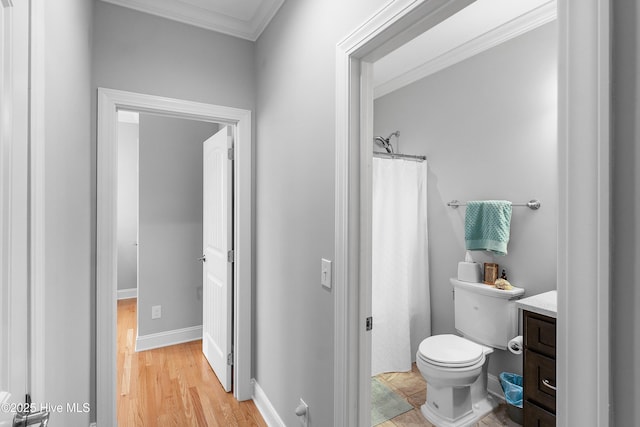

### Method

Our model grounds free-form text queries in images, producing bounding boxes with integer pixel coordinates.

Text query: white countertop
[516,290,557,318]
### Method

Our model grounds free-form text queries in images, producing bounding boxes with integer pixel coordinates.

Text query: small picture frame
[483,263,499,285]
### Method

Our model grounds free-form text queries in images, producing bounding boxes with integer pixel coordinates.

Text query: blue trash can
[500,372,523,425]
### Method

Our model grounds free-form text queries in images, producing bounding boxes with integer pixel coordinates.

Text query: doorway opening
[97,88,253,427]
[368,1,558,424]
[333,0,610,426]
[114,111,233,423]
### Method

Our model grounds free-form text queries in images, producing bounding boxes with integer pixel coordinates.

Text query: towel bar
[447,200,541,210]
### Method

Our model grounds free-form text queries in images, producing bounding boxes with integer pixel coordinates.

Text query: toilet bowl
[417,334,485,387]
[414,278,524,427]
[416,334,496,426]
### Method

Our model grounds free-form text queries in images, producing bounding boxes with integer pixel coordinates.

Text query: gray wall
[612,0,640,425]
[137,114,217,336]
[43,0,93,425]
[92,1,255,110]
[254,0,388,425]
[374,22,558,378]
[117,121,139,292]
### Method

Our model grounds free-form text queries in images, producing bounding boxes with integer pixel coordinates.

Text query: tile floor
[373,364,522,427]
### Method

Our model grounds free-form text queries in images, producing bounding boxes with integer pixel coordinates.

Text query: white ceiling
[374,0,556,98]
[100,0,285,41]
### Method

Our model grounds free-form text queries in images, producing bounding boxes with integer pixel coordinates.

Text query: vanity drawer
[524,311,556,358]
[524,349,556,413]
[524,400,556,427]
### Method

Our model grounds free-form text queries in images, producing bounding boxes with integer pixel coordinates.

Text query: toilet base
[420,395,498,427]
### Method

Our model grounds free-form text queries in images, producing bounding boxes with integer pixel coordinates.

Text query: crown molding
[100,0,284,41]
[374,1,557,99]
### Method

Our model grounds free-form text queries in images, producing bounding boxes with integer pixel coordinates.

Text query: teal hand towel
[464,200,512,256]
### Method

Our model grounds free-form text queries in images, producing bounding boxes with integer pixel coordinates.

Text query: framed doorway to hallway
[333,0,610,426]
[96,88,253,427]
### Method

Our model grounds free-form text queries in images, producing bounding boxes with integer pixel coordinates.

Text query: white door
[202,126,233,392]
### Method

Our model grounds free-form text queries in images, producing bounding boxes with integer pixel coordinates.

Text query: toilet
[416,278,524,427]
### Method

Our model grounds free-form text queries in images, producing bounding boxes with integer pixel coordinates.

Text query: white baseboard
[487,373,506,402]
[135,325,202,352]
[117,287,137,300]
[252,379,286,427]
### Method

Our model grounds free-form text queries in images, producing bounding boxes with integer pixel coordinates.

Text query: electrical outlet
[151,305,162,319]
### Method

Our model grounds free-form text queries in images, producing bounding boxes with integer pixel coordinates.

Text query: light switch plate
[321,258,332,290]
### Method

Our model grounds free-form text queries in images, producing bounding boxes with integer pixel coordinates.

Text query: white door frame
[1,0,45,404]
[97,88,253,426]
[334,0,610,426]
[0,0,23,399]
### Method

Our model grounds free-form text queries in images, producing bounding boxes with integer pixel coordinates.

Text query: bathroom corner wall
[374,21,558,378]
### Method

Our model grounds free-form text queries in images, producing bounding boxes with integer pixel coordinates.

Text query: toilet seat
[418,334,484,368]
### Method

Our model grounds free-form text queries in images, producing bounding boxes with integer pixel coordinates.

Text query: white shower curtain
[371,156,431,376]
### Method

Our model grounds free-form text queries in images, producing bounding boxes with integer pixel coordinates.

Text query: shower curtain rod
[447,199,541,210]
[373,151,426,162]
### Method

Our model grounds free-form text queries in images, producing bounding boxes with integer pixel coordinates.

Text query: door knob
[197,255,206,262]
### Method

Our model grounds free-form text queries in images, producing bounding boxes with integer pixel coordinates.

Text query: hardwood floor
[118,298,518,426]
[117,299,267,427]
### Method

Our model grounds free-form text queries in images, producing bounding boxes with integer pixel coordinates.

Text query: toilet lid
[418,334,484,367]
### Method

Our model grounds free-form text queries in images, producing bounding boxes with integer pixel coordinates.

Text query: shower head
[374,136,392,153]
[374,131,400,154]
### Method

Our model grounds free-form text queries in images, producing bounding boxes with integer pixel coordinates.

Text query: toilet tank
[451,278,525,350]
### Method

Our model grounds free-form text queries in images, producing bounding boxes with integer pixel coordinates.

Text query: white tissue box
[458,262,482,283]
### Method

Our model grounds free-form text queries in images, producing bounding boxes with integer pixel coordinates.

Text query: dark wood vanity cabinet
[523,310,557,426]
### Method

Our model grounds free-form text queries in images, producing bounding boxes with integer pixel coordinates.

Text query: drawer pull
[542,378,557,391]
